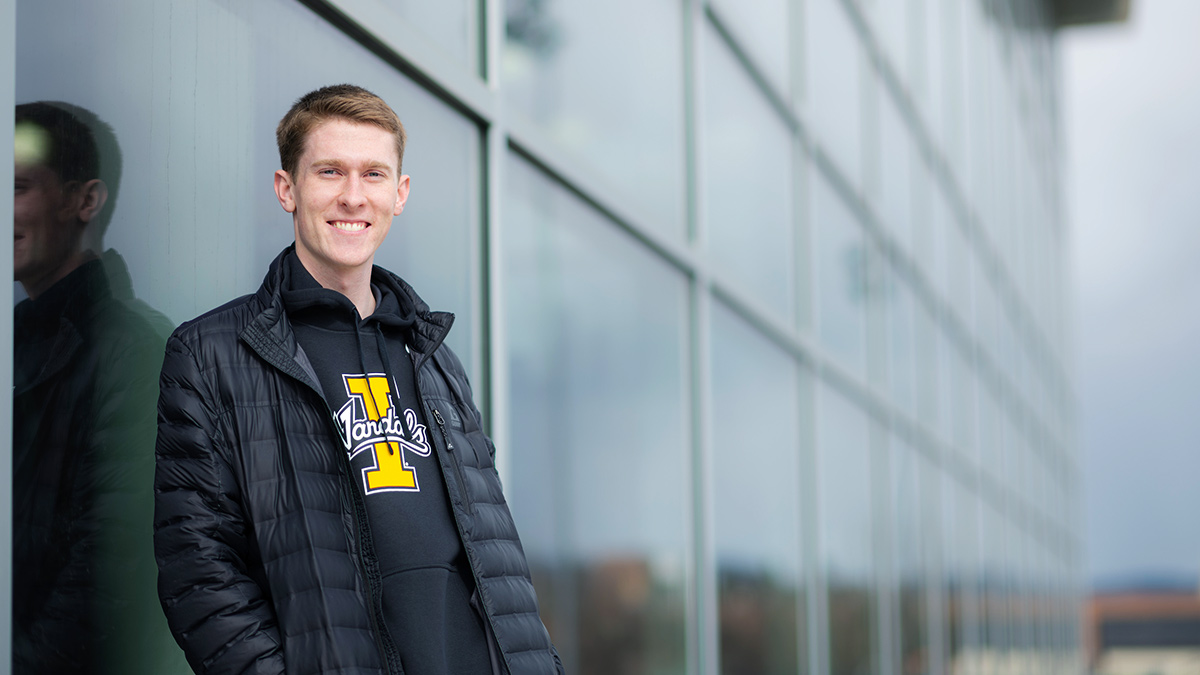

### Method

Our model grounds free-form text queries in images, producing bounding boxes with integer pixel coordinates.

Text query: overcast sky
[1063,0,1200,588]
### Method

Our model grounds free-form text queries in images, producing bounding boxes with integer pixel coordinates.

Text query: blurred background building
[1086,588,1200,675]
[1,0,1130,673]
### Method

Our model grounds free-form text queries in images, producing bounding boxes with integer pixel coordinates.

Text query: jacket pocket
[431,406,474,516]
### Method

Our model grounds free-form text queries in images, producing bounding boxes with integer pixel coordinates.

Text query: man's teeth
[332,221,367,231]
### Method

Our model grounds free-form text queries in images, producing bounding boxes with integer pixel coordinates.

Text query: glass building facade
[2,0,1099,672]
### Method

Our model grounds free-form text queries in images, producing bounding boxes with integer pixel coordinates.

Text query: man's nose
[339,176,367,207]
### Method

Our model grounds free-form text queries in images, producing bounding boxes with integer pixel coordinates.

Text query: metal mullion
[872,418,896,675]
[788,3,820,669]
[924,440,949,675]
[689,276,718,675]
[684,1,717,672]
[1,0,15,665]
[480,0,510,485]
[797,362,821,675]
[475,0,487,80]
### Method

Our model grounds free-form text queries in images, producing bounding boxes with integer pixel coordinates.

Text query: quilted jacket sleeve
[154,335,285,675]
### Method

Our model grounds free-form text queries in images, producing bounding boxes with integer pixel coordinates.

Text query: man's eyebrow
[310,158,393,172]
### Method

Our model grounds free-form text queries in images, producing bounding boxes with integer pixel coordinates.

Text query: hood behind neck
[280,250,416,334]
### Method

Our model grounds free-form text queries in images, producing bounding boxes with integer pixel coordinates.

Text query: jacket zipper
[431,407,474,516]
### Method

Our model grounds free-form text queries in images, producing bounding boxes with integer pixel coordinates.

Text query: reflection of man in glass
[154,85,561,674]
[13,102,181,673]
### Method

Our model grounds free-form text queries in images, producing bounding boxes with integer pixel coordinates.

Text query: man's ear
[393,174,411,217]
[274,169,297,213]
[76,179,108,224]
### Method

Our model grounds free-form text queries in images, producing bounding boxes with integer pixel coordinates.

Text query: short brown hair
[276,84,406,176]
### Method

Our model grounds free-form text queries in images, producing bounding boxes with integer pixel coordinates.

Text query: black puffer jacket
[154,247,561,675]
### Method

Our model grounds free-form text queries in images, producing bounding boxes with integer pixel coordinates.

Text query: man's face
[274,119,410,287]
[14,126,88,297]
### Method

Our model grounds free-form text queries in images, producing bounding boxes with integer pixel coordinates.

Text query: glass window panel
[930,182,952,306]
[940,0,965,175]
[942,473,983,675]
[379,0,477,70]
[910,146,933,272]
[703,23,795,320]
[878,88,913,255]
[981,502,1010,667]
[1005,417,1023,502]
[818,384,875,675]
[945,214,972,325]
[975,380,993,471]
[892,438,931,675]
[14,1,482,669]
[935,326,954,443]
[869,0,911,86]
[911,294,937,433]
[886,268,916,415]
[974,274,997,363]
[711,300,804,675]
[998,311,1017,388]
[503,0,686,237]
[814,170,867,376]
[921,0,947,140]
[1012,528,1037,671]
[806,0,862,188]
[503,153,689,675]
[708,0,790,95]
[954,351,978,463]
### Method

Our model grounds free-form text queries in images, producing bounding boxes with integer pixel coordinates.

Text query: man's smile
[330,220,369,232]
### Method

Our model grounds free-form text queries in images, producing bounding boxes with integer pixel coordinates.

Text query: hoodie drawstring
[375,324,406,456]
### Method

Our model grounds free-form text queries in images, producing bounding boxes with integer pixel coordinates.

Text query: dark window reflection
[12,102,183,673]
[718,569,804,675]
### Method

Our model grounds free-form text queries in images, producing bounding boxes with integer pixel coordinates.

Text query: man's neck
[295,251,377,318]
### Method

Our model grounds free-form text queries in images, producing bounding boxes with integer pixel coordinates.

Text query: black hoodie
[281,252,492,674]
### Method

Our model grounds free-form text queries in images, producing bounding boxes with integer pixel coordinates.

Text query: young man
[153,85,561,674]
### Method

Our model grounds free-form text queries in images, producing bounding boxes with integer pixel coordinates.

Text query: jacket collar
[241,245,455,379]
